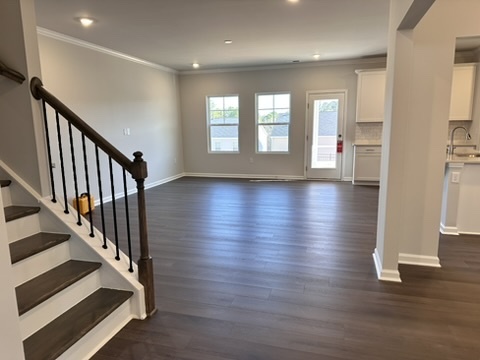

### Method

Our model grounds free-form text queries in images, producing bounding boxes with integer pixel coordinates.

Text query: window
[207,95,239,153]
[256,93,290,153]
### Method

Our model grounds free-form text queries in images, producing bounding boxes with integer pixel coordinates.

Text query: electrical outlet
[123,128,131,136]
[451,172,460,184]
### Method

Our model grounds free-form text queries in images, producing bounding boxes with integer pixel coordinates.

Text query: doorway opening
[305,91,346,179]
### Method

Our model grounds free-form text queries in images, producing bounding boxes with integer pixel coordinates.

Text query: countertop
[446,156,480,164]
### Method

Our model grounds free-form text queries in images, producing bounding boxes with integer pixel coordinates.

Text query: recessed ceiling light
[224,40,233,44]
[287,0,299,3]
[192,63,200,69]
[76,17,96,27]
[313,54,321,60]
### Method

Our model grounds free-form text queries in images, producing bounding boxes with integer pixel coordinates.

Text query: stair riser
[20,271,102,340]
[13,242,70,286]
[57,299,132,360]
[1,186,12,206]
[6,214,41,243]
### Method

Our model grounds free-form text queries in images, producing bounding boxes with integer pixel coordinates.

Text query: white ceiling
[34,0,392,72]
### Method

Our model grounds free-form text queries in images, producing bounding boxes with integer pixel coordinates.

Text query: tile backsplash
[355,121,474,146]
[355,123,383,142]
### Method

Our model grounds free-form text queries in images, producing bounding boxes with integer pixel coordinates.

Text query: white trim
[440,223,459,235]
[206,94,240,154]
[372,248,402,282]
[458,230,480,236]
[37,27,177,74]
[145,173,185,189]
[181,56,387,75]
[255,92,291,155]
[304,90,347,180]
[95,173,185,206]
[355,68,386,74]
[352,180,380,186]
[342,177,353,182]
[398,253,441,268]
[40,196,146,319]
[184,172,304,181]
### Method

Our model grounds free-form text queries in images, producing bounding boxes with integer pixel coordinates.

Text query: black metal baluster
[123,168,134,272]
[81,134,94,237]
[68,123,82,226]
[95,146,108,249]
[55,112,69,214]
[109,157,120,260]
[41,100,56,203]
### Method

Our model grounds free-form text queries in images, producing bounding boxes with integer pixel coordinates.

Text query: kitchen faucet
[448,126,471,156]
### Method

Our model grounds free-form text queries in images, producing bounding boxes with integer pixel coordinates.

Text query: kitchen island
[441,156,480,235]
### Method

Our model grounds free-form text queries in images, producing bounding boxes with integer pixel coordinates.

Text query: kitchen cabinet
[441,161,480,235]
[352,145,381,185]
[355,69,386,123]
[355,64,477,123]
[449,64,476,121]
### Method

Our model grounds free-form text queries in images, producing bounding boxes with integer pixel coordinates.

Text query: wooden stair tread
[0,179,11,187]
[16,260,102,315]
[23,288,133,360]
[10,232,71,264]
[4,205,40,222]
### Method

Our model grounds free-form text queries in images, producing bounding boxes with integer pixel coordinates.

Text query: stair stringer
[1,160,147,320]
[38,197,147,320]
[0,176,25,360]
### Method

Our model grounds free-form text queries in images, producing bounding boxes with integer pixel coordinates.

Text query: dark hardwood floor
[91,177,480,360]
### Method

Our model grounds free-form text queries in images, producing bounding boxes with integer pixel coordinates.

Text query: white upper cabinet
[449,64,477,121]
[355,69,386,123]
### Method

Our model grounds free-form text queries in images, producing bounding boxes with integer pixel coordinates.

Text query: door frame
[304,90,348,180]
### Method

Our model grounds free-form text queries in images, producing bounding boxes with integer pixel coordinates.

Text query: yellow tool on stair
[73,193,95,215]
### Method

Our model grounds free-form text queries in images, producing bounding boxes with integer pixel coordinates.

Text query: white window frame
[206,95,240,154]
[255,92,291,154]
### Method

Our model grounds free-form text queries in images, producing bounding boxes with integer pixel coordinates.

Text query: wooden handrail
[0,60,26,84]
[30,76,156,316]
[30,77,133,172]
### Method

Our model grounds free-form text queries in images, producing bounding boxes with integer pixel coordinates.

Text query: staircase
[2,179,134,360]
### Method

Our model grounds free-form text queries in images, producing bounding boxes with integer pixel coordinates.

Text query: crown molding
[180,56,387,76]
[37,27,177,74]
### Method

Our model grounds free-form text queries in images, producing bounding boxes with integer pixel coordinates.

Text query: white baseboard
[398,253,441,268]
[440,223,459,235]
[184,172,304,180]
[145,173,185,190]
[342,177,353,182]
[372,248,402,282]
[353,180,380,186]
[457,230,480,236]
[95,173,185,206]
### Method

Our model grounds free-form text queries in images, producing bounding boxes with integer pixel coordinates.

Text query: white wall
[0,0,49,197]
[180,60,386,179]
[37,34,184,201]
[376,0,480,279]
[0,1,49,357]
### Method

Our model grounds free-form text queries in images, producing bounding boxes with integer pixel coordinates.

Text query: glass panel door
[306,92,345,179]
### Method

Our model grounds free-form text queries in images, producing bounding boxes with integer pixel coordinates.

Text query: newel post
[131,151,156,316]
